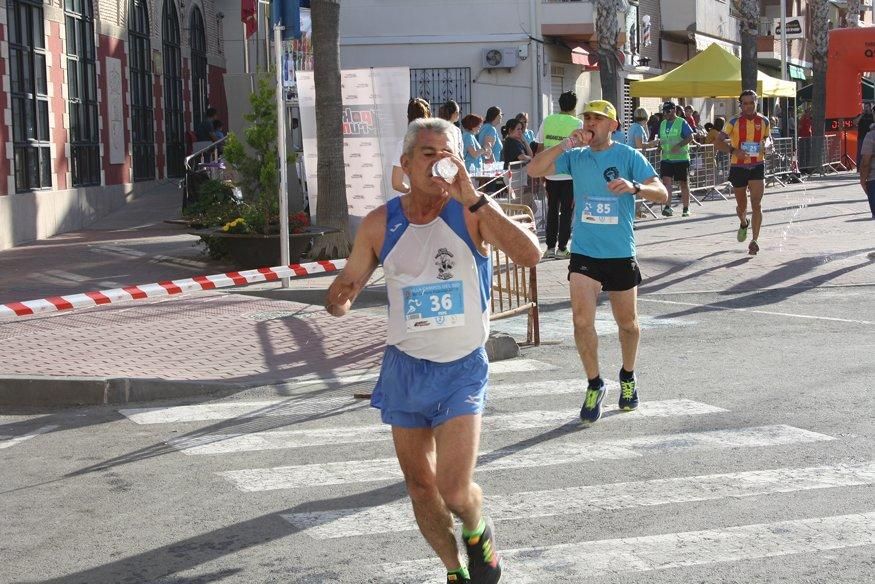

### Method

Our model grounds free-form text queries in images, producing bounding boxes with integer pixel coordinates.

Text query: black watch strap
[468,194,490,213]
[632,181,641,195]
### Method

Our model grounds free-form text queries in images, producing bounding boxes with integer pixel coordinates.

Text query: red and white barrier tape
[0,259,347,319]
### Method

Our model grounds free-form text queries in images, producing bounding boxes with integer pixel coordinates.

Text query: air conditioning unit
[482,47,518,69]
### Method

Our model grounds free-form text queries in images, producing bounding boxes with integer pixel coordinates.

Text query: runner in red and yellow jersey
[715,90,773,255]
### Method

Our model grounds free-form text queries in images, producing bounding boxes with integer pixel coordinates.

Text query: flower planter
[199,226,335,269]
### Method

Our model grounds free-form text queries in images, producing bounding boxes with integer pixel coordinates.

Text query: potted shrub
[185,75,331,267]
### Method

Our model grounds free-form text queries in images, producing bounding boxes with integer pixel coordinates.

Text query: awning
[630,43,796,98]
[571,46,598,70]
[693,33,740,58]
[798,77,874,101]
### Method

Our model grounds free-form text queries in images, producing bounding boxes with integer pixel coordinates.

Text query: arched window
[162,0,184,178]
[190,6,207,132]
[8,0,51,192]
[129,0,155,181]
[65,0,100,186]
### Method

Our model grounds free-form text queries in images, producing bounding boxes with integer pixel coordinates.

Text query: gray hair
[402,117,456,157]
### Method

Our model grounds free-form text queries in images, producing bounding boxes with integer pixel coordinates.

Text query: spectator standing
[392,98,431,198]
[501,119,532,169]
[684,105,697,130]
[858,126,875,218]
[535,91,584,258]
[856,103,874,168]
[658,101,696,217]
[438,100,465,159]
[626,108,655,149]
[478,107,503,163]
[798,109,813,138]
[516,112,537,153]
[193,107,218,153]
[647,112,662,141]
[461,114,489,171]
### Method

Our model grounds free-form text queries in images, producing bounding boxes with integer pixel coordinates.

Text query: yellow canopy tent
[630,43,796,98]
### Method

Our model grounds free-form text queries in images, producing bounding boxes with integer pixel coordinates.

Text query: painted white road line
[639,297,875,325]
[119,397,367,425]
[492,311,694,339]
[121,378,607,425]
[489,359,558,374]
[381,512,875,583]
[218,425,833,492]
[283,461,875,539]
[0,425,59,450]
[173,399,724,455]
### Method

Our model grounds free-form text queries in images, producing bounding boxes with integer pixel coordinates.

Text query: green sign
[788,64,806,81]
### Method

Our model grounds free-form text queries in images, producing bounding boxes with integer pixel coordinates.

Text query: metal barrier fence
[492,203,540,346]
[764,137,796,186]
[797,134,844,174]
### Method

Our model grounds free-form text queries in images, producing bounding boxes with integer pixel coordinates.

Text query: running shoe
[662,206,674,217]
[556,248,571,258]
[580,382,607,425]
[737,220,749,242]
[682,208,690,217]
[618,375,639,411]
[541,248,556,260]
[748,239,759,255]
[465,518,502,584]
[447,573,471,584]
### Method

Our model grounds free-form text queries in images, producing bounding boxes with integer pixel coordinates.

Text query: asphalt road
[3,283,873,583]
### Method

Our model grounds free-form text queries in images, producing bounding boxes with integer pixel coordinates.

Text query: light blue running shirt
[477,124,502,162]
[554,142,657,258]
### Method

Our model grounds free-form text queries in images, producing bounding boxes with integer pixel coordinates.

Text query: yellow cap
[583,100,618,121]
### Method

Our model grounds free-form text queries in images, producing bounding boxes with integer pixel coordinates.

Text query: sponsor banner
[297,67,409,232]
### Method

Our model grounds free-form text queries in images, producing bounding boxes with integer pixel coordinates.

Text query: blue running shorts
[371,345,489,428]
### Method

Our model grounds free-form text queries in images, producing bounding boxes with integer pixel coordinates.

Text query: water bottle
[431,158,458,183]
[468,163,476,174]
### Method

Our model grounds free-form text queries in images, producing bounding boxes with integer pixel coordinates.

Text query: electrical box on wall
[482,48,519,69]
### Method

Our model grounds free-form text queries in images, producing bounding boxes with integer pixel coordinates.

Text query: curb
[0,336,522,408]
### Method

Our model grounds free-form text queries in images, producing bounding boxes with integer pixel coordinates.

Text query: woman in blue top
[626,108,656,150]
[477,106,503,163]
[461,114,489,170]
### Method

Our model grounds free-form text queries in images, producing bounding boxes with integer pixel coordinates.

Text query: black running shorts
[660,160,689,182]
[568,254,642,292]
[728,164,765,188]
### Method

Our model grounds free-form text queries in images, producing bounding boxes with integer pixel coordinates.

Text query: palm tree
[810,0,830,170]
[595,0,626,107]
[309,0,350,259]
[736,0,760,93]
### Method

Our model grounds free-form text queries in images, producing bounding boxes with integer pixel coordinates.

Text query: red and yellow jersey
[723,114,770,167]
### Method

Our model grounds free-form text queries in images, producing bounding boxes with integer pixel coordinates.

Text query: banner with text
[296,67,409,232]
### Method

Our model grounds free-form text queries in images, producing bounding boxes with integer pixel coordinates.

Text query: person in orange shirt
[715,90,773,255]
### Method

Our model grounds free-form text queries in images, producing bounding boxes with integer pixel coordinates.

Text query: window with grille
[65,0,100,187]
[162,0,184,178]
[129,0,155,181]
[190,6,207,132]
[409,68,472,118]
[8,0,51,192]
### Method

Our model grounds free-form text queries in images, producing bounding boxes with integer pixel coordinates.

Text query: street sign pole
[275,23,291,288]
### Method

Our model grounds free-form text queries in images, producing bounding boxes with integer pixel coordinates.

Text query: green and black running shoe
[465,518,502,584]
[580,382,607,425]
[618,376,639,411]
[447,572,471,584]
[737,220,749,242]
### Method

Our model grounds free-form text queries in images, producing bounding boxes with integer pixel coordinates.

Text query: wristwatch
[468,194,490,213]
[632,180,641,195]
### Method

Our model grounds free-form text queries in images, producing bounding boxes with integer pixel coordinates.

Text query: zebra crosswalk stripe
[282,461,875,539]
[380,512,875,582]
[169,399,725,455]
[0,425,58,450]
[217,424,835,492]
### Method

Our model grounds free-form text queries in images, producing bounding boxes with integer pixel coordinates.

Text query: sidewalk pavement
[1,174,872,406]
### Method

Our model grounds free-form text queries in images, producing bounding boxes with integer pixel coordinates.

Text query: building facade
[0,0,226,250]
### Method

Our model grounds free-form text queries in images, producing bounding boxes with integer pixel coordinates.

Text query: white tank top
[380,197,491,362]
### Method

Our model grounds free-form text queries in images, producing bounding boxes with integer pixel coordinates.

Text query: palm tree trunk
[845,0,862,28]
[596,0,625,108]
[309,0,351,259]
[738,0,760,94]
[810,0,830,171]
